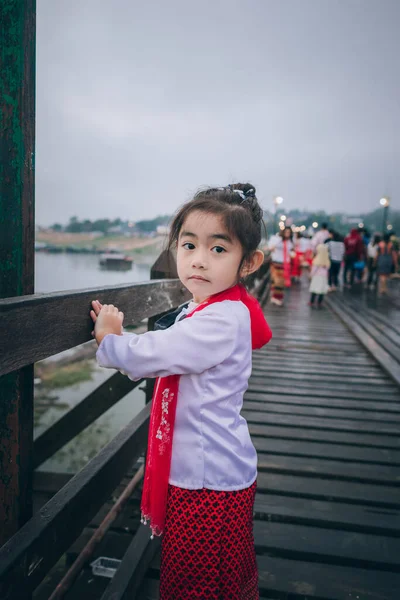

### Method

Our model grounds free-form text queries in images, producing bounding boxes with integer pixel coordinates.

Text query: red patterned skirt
[160,481,258,600]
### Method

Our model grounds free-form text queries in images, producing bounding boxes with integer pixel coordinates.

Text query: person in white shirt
[311,222,330,251]
[90,183,272,600]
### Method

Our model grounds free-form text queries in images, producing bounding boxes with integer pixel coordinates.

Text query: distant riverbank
[36,231,166,260]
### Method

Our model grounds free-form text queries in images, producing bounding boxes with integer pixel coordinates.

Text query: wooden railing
[0,250,270,599]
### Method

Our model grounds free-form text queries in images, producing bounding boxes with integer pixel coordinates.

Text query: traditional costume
[291,237,303,280]
[268,236,293,305]
[96,284,272,599]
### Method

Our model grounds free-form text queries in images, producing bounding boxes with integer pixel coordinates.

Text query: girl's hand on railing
[90,300,124,346]
[90,299,103,337]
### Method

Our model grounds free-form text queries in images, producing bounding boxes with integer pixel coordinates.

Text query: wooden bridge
[1,258,399,600]
[1,4,400,598]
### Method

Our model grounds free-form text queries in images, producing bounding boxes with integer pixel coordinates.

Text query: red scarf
[141,284,272,537]
[283,240,291,288]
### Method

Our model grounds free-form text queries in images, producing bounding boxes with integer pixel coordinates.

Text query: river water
[35,252,151,293]
[35,252,153,473]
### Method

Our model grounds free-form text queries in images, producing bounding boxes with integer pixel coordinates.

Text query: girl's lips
[189,275,209,282]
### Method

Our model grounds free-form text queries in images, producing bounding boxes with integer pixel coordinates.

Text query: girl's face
[177,210,263,304]
[283,228,291,239]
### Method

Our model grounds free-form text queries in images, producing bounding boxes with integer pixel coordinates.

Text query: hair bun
[229,183,257,198]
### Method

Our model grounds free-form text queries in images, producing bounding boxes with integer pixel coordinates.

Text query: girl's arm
[95,302,241,380]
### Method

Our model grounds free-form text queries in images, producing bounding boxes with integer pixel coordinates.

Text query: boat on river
[99,251,133,270]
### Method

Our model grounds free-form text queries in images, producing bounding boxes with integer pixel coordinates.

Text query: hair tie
[231,189,246,201]
[245,188,255,198]
[217,185,256,204]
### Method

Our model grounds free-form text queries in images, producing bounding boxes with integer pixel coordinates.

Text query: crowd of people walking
[268,223,399,307]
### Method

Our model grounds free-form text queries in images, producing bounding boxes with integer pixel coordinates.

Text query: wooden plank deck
[137,284,400,599]
[326,284,400,387]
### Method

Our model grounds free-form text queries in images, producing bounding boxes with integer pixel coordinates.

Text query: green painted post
[0,0,36,552]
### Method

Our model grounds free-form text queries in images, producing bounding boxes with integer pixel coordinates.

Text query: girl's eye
[212,246,226,254]
[182,242,195,250]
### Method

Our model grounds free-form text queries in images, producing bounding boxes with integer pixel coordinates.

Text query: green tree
[66,216,83,233]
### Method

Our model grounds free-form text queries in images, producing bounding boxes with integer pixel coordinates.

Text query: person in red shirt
[343,229,365,287]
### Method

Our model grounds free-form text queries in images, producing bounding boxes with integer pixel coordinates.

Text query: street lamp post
[273,196,283,234]
[380,197,390,233]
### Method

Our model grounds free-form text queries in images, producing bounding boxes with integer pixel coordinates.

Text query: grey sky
[36,0,400,225]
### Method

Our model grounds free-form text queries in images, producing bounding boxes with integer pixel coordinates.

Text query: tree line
[49,207,399,237]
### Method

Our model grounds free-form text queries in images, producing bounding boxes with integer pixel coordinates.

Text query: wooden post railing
[0,0,36,556]
[0,278,187,598]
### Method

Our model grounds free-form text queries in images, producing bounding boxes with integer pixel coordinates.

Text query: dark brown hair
[279,226,293,240]
[168,183,264,270]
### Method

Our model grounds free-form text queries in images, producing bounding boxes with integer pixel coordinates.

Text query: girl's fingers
[91,300,102,315]
[90,310,97,322]
[119,311,124,320]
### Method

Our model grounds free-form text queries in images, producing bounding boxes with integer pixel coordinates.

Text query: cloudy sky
[36,0,400,225]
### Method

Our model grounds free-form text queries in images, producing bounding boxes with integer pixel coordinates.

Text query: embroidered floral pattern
[157,388,174,456]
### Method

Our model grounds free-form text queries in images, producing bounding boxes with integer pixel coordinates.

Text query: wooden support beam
[100,525,160,600]
[33,372,144,469]
[0,404,150,597]
[0,0,36,550]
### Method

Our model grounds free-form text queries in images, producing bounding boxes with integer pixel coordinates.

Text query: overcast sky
[36,0,400,225]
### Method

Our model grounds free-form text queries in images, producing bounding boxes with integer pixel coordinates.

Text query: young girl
[90,183,272,600]
[268,226,294,306]
[309,244,330,307]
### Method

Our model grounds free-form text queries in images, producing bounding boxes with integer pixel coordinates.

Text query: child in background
[309,244,331,308]
[90,183,272,600]
[268,226,293,306]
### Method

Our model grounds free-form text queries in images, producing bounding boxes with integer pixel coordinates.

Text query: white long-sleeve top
[268,236,293,263]
[96,300,257,491]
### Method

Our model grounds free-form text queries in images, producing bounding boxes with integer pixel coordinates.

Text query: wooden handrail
[0,279,187,376]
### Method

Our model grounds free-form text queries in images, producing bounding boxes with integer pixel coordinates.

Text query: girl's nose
[191,250,207,269]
